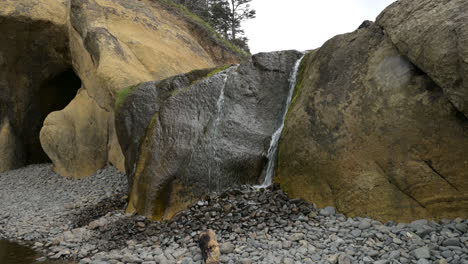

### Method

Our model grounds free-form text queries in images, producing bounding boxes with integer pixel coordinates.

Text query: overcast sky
[243,0,396,53]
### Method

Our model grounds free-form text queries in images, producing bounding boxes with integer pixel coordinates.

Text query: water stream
[257,55,305,188]
[208,66,238,190]
[0,240,74,264]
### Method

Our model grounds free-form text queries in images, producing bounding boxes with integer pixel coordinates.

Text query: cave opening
[24,68,82,164]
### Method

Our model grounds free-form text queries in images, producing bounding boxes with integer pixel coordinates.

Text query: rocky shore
[0,165,467,264]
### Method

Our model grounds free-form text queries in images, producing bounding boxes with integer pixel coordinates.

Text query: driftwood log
[198,229,220,264]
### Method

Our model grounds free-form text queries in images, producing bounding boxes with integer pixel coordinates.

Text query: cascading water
[209,66,238,190]
[257,54,305,188]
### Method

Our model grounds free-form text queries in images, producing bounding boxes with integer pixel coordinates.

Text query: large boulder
[277,18,468,221]
[41,89,110,177]
[0,0,243,176]
[377,0,468,117]
[116,50,302,220]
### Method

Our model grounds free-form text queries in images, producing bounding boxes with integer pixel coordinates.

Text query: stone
[289,233,305,241]
[320,207,336,216]
[414,246,431,259]
[389,250,401,259]
[455,223,467,232]
[442,238,460,246]
[122,255,142,263]
[441,250,454,258]
[88,218,108,230]
[220,242,235,254]
[374,261,388,264]
[282,240,292,249]
[350,230,362,237]
[417,259,430,264]
[277,0,468,222]
[358,221,372,230]
[326,254,339,264]
[338,254,352,264]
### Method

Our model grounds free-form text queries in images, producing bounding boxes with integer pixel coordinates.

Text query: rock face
[40,0,242,178]
[377,0,468,117]
[116,50,302,220]
[0,0,242,176]
[0,119,23,172]
[277,0,468,222]
[0,0,74,170]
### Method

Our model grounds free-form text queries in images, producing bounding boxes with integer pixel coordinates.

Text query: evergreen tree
[173,0,256,52]
[225,0,256,42]
[209,0,231,39]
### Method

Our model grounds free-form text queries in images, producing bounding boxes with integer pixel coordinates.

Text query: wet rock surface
[117,50,303,221]
[1,165,467,264]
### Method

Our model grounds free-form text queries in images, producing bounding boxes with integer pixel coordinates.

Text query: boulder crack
[422,159,459,192]
[375,161,427,209]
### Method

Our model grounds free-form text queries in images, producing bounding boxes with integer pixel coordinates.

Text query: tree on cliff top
[226,0,256,41]
[210,0,256,52]
[173,0,256,52]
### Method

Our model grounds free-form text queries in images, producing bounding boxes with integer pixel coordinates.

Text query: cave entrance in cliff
[24,68,82,164]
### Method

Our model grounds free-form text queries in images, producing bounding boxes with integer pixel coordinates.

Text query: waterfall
[213,71,230,125]
[257,55,305,188]
[209,66,238,190]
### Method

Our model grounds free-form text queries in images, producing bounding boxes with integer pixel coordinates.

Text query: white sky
[243,0,396,53]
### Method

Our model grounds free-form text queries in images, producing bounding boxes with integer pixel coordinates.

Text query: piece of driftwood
[198,229,221,264]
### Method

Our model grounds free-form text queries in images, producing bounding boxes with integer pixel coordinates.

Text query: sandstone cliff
[0,0,244,176]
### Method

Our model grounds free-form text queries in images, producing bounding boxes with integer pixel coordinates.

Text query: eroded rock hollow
[0,0,76,171]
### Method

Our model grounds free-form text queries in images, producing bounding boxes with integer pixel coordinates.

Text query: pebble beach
[0,164,467,264]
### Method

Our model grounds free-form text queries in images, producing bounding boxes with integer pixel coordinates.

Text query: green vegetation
[115,84,139,109]
[290,51,316,108]
[170,65,232,97]
[156,0,250,57]
[206,64,231,78]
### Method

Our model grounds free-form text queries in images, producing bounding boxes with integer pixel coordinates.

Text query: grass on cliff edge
[206,65,231,78]
[290,50,316,108]
[115,84,139,109]
[156,0,250,58]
